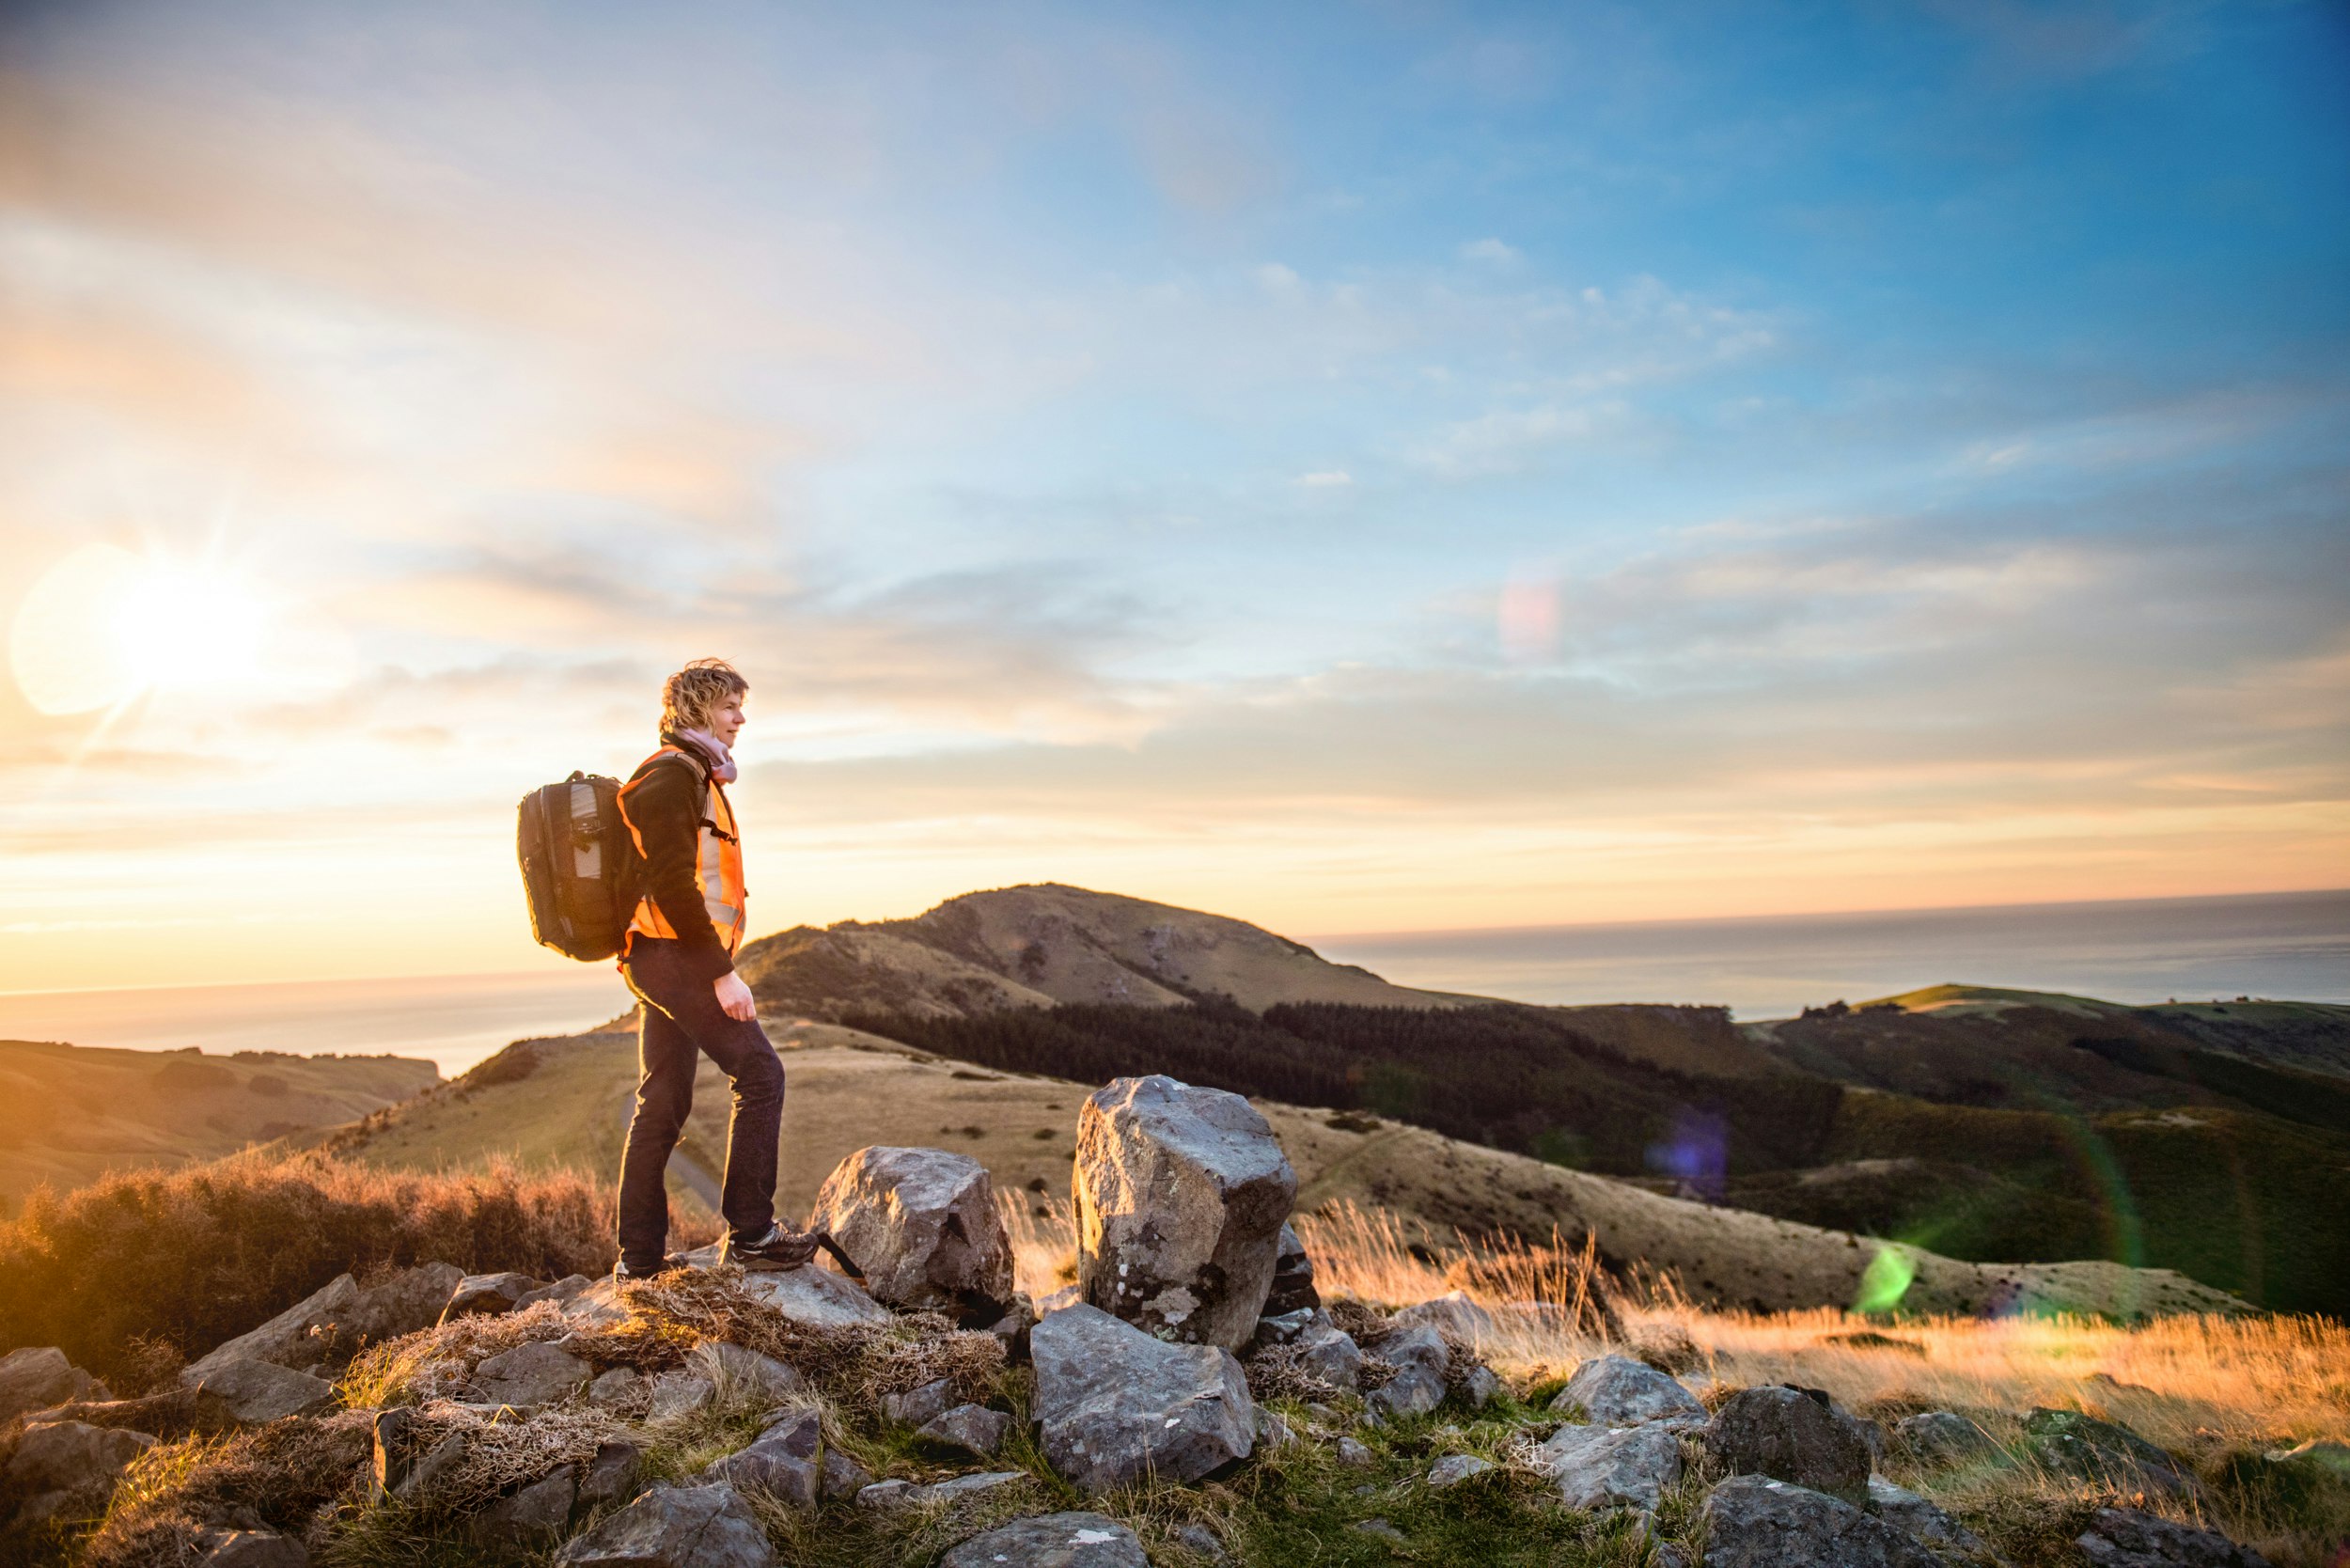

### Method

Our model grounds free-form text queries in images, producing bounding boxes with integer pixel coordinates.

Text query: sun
[9,542,273,717]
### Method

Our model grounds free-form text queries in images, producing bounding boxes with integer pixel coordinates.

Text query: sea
[0,888,2341,1077]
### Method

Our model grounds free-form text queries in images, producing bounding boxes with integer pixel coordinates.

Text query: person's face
[707,690,746,747]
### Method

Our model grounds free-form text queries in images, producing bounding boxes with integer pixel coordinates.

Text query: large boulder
[738,1265,892,1328]
[2076,1507,2273,1568]
[1552,1354,1706,1427]
[1073,1075,1297,1349]
[807,1146,1014,1322]
[1707,1386,1873,1504]
[1538,1421,1683,1512]
[2023,1409,2200,1499]
[7,1420,156,1518]
[1030,1303,1255,1494]
[187,1358,337,1424]
[1700,1474,1948,1568]
[0,1349,100,1422]
[553,1482,776,1568]
[940,1513,1150,1568]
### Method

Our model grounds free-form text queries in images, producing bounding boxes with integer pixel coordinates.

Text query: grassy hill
[323,1020,2242,1320]
[0,1040,437,1207]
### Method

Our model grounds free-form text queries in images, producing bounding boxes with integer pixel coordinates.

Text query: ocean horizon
[1,887,2341,1076]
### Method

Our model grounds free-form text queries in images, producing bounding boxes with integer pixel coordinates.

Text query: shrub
[0,1150,615,1378]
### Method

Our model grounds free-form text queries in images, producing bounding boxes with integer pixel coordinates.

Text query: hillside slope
[325,1021,2241,1319]
[0,1040,438,1203]
[737,883,1469,1019]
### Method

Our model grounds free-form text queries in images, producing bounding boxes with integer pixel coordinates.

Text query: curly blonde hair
[660,658,748,733]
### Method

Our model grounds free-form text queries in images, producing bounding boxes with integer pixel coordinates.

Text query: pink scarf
[676,728,739,783]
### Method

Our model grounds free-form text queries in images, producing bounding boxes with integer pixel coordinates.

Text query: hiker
[611,657,816,1278]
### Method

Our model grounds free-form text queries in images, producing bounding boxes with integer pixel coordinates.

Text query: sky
[1,0,2345,994]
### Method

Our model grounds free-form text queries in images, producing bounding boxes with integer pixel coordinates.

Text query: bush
[0,1150,615,1378]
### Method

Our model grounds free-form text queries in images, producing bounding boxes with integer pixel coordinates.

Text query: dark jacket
[619,733,737,983]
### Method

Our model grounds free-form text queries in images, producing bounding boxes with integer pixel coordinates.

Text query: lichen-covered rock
[469,1341,591,1409]
[940,1512,1150,1568]
[807,1145,1014,1321]
[1031,1303,1255,1494]
[1706,1386,1873,1504]
[2076,1506,2273,1568]
[737,1264,892,1328]
[1892,1411,1993,1466]
[2023,1409,2200,1499]
[1538,1421,1683,1512]
[1074,1075,1297,1349]
[1700,1475,1948,1568]
[187,1358,336,1424]
[1866,1477,1989,1560]
[0,1349,99,1423]
[1551,1355,1705,1427]
[552,1482,776,1568]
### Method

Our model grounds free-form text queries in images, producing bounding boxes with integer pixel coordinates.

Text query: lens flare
[9,542,270,716]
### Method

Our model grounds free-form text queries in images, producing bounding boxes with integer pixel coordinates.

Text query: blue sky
[1,0,2345,988]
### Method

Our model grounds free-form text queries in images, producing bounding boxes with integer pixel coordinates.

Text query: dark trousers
[616,937,783,1269]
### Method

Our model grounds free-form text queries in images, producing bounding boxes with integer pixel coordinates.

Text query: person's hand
[714,971,757,1023]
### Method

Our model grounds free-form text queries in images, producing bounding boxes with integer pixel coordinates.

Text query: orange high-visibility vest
[620,746,746,956]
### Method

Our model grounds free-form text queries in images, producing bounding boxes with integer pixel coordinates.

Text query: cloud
[1458,237,1521,264]
[1296,470,1353,488]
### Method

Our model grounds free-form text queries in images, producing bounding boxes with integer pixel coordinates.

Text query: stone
[1552,1355,1705,1427]
[581,1440,643,1507]
[471,1466,577,1543]
[1292,1319,1363,1392]
[1263,1222,1320,1315]
[0,1348,100,1421]
[2076,1506,2273,1568]
[1367,1323,1450,1419]
[517,1274,594,1309]
[1700,1474,1948,1568]
[1256,1410,1300,1450]
[186,1276,360,1383]
[1893,1412,1994,1466]
[1336,1435,1373,1467]
[1539,1421,1684,1513]
[1370,1364,1447,1419]
[1175,1521,1228,1560]
[1461,1363,1503,1408]
[987,1294,1038,1362]
[737,1263,893,1328]
[7,1419,155,1501]
[917,1403,1012,1458]
[941,1512,1151,1568]
[689,1341,805,1405]
[589,1367,646,1407]
[703,1435,818,1509]
[564,1278,632,1327]
[1030,1303,1256,1494]
[553,1482,776,1568]
[470,1341,591,1409]
[193,1529,308,1568]
[1429,1453,1494,1488]
[913,1470,1026,1505]
[441,1271,541,1323]
[1706,1386,1873,1504]
[372,1410,466,1503]
[2022,1409,2199,1499]
[1353,1518,1408,1543]
[188,1358,336,1424]
[1036,1284,1083,1315]
[755,1408,823,1458]
[856,1479,916,1508]
[884,1377,958,1427]
[331,1262,469,1358]
[807,1145,1015,1321]
[1866,1477,1988,1560]
[1398,1290,1497,1339]
[647,1372,717,1420]
[1073,1074,1298,1349]
[818,1450,870,1501]
[1253,1309,1316,1346]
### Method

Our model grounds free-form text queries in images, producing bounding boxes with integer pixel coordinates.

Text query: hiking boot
[615,1253,690,1281]
[721,1223,820,1272]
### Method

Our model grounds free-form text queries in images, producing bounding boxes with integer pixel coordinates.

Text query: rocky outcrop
[186,1264,463,1384]
[553,1482,776,1568]
[1074,1075,1297,1348]
[1706,1386,1873,1504]
[2022,1409,2199,1499]
[1865,1477,1989,1561]
[188,1358,337,1424]
[1552,1354,1706,1427]
[7,1420,156,1524]
[938,1512,1150,1568]
[1030,1303,1256,1493]
[468,1342,591,1409]
[2076,1507,2274,1568]
[1700,1475,1948,1568]
[441,1272,539,1324]
[0,1349,101,1422]
[1892,1411,1993,1466]
[1539,1421,1684,1512]
[807,1146,1015,1322]
[737,1265,892,1328]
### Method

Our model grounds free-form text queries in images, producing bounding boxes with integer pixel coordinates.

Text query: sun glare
[9,542,272,716]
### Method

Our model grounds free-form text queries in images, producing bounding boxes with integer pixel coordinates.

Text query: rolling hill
[0,1040,438,1206]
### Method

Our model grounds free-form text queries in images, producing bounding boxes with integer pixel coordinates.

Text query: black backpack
[516,771,645,962]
